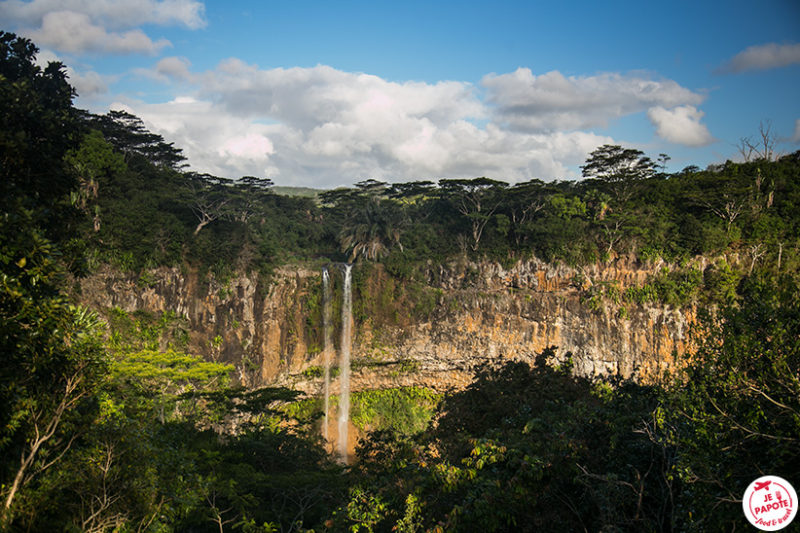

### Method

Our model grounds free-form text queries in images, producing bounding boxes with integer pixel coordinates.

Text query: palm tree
[339,195,404,262]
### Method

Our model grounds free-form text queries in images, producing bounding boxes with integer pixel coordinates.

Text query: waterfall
[321,266,332,442]
[337,263,352,462]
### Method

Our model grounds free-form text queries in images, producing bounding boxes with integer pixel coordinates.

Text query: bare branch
[4,370,88,514]
[736,136,755,162]
[748,243,767,273]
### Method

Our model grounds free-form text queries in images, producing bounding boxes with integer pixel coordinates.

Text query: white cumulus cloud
[0,0,205,29]
[0,0,204,54]
[27,11,170,55]
[132,56,193,84]
[113,62,615,186]
[719,42,800,73]
[66,67,109,98]
[220,134,274,160]
[35,48,109,98]
[111,97,279,179]
[647,106,714,146]
[482,68,705,132]
[155,56,193,80]
[200,61,486,129]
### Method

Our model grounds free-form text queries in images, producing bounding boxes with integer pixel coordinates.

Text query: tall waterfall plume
[321,266,332,442]
[337,263,353,462]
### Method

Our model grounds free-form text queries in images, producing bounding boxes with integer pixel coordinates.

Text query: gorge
[76,254,698,452]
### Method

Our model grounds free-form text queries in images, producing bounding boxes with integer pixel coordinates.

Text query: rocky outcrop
[77,257,694,394]
[78,264,315,387]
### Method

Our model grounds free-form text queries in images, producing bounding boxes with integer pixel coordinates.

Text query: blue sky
[2,0,799,187]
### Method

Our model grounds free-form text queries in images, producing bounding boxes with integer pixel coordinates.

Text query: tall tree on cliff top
[326,180,407,261]
[581,145,655,204]
[439,177,508,252]
[506,179,550,248]
[88,110,186,170]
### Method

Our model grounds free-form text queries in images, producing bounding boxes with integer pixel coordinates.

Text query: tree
[339,195,405,262]
[0,213,107,526]
[581,145,655,204]
[438,178,508,252]
[189,174,233,236]
[64,130,127,232]
[0,35,112,524]
[656,153,671,177]
[322,181,407,262]
[112,349,233,423]
[388,181,436,204]
[663,274,800,531]
[506,180,548,247]
[736,120,778,162]
[684,163,770,239]
[89,110,186,170]
[0,32,80,233]
[343,351,674,532]
[230,176,274,224]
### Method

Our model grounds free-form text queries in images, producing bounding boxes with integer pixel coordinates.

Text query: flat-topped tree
[188,173,233,236]
[507,179,549,247]
[355,178,388,197]
[318,180,387,210]
[239,176,274,190]
[231,176,274,223]
[438,177,508,252]
[388,181,437,226]
[581,144,655,204]
[89,110,186,170]
[388,180,436,202]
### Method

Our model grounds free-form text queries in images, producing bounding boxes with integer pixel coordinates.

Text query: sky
[2,0,799,188]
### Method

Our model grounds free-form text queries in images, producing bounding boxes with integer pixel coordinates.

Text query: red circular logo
[743,476,797,531]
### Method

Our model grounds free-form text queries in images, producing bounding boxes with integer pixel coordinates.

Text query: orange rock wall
[77,258,695,394]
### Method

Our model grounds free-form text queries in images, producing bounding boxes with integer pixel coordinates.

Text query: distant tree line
[65,110,800,285]
[55,109,799,285]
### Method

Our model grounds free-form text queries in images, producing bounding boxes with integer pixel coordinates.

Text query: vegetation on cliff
[2,31,799,531]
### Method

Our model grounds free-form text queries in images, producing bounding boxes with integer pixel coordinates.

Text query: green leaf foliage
[663,273,800,531]
[0,209,108,527]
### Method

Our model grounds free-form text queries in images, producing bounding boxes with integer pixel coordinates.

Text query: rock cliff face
[77,257,693,394]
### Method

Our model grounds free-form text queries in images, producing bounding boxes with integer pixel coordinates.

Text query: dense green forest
[2,31,799,531]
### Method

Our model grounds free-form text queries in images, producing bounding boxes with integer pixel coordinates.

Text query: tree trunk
[194,219,210,236]
[2,375,83,521]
